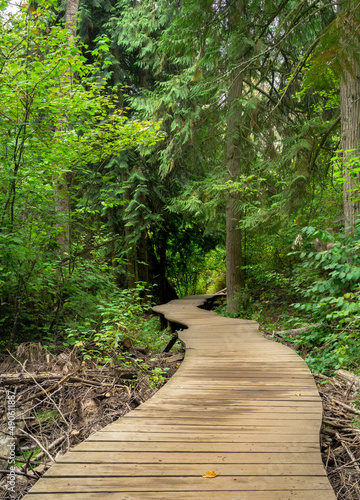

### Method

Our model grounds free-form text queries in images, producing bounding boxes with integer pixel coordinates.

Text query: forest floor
[0,342,184,499]
[0,321,359,499]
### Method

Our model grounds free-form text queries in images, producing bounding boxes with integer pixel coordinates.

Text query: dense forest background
[1,0,360,375]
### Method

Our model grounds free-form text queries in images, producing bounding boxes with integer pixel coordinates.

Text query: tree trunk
[226,74,245,313]
[65,0,80,40]
[225,0,245,314]
[340,1,360,235]
[56,0,80,254]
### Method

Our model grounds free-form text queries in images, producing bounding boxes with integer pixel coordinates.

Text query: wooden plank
[170,374,316,380]
[173,377,316,382]
[27,475,333,493]
[88,432,320,443]
[133,402,323,411]
[137,400,323,408]
[58,451,324,464]
[24,492,340,500]
[131,404,323,414]
[44,463,327,477]
[121,415,322,423]
[141,396,321,402]
[70,441,322,453]
[154,386,319,393]
[103,417,321,426]
[137,395,321,402]
[100,423,321,433]
[163,383,318,389]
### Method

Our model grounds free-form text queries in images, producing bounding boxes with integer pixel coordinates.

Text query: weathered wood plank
[72,440,321,453]
[132,402,323,411]
[111,416,321,424]
[26,475,333,492]
[58,451,324,464]
[25,491,335,500]
[71,441,322,453]
[44,463,327,476]
[99,423,321,432]
[86,432,320,442]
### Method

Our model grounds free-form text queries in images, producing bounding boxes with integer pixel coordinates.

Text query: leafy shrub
[291,224,360,372]
[63,282,171,363]
[293,225,360,324]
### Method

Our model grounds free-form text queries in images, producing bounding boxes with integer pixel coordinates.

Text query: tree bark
[65,0,80,40]
[336,368,360,388]
[56,0,80,254]
[340,0,360,235]
[226,0,245,314]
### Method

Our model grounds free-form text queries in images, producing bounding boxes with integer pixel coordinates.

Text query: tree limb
[275,322,323,336]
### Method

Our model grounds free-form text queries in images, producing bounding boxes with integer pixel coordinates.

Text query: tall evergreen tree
[71,0,343,310]
[339,0,360,234]
[115,0,339,310]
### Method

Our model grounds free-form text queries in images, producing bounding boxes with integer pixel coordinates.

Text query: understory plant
[291,224,360,372]
[62,282,172,363]
[0,3,163,350]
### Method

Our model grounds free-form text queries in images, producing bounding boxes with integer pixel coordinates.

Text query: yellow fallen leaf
[202,471,218,478]
[294,392,301,396]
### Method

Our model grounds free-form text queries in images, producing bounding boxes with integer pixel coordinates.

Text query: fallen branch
[21,435,66,466]
[163,333,179,353]
[323,419,351,430]
[0,469,37,479]
[335,431,360,473]
[19,367,81,405]
[326,394,360,416]
[1,373,78,386]
[336,369,360,389]
[165,353,184,364]
[17,429,54,463]
[328,459,360,474]
[275,322,323,337]
[1,375,136,391]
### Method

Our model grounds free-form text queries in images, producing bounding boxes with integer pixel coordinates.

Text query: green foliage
[0,3,164,347]
[294,325,360,373]
[148,366,170,388]
[166,230,223,296]
[216,267,298,323]
[293,226,360,323]
[14,448,42,469]
[63,282,172,363]
[0,0,356,381]
[290,224,360,372]
[304,1,359,89]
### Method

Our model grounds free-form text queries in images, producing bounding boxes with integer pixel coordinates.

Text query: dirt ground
[0,342,183,499]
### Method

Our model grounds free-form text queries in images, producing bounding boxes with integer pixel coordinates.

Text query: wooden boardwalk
[25,295,335,499]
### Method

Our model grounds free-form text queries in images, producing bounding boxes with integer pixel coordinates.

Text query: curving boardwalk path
[26,295,335,499]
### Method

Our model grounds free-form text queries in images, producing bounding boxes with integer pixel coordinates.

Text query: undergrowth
[215,224,360,375]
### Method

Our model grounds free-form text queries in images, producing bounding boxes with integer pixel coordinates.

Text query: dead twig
[17,429,54,463]
[19,366,82,405]
[0,469,38,479]
[22,435,66,466]
[335,431,360,474]
[326,394,360,416]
